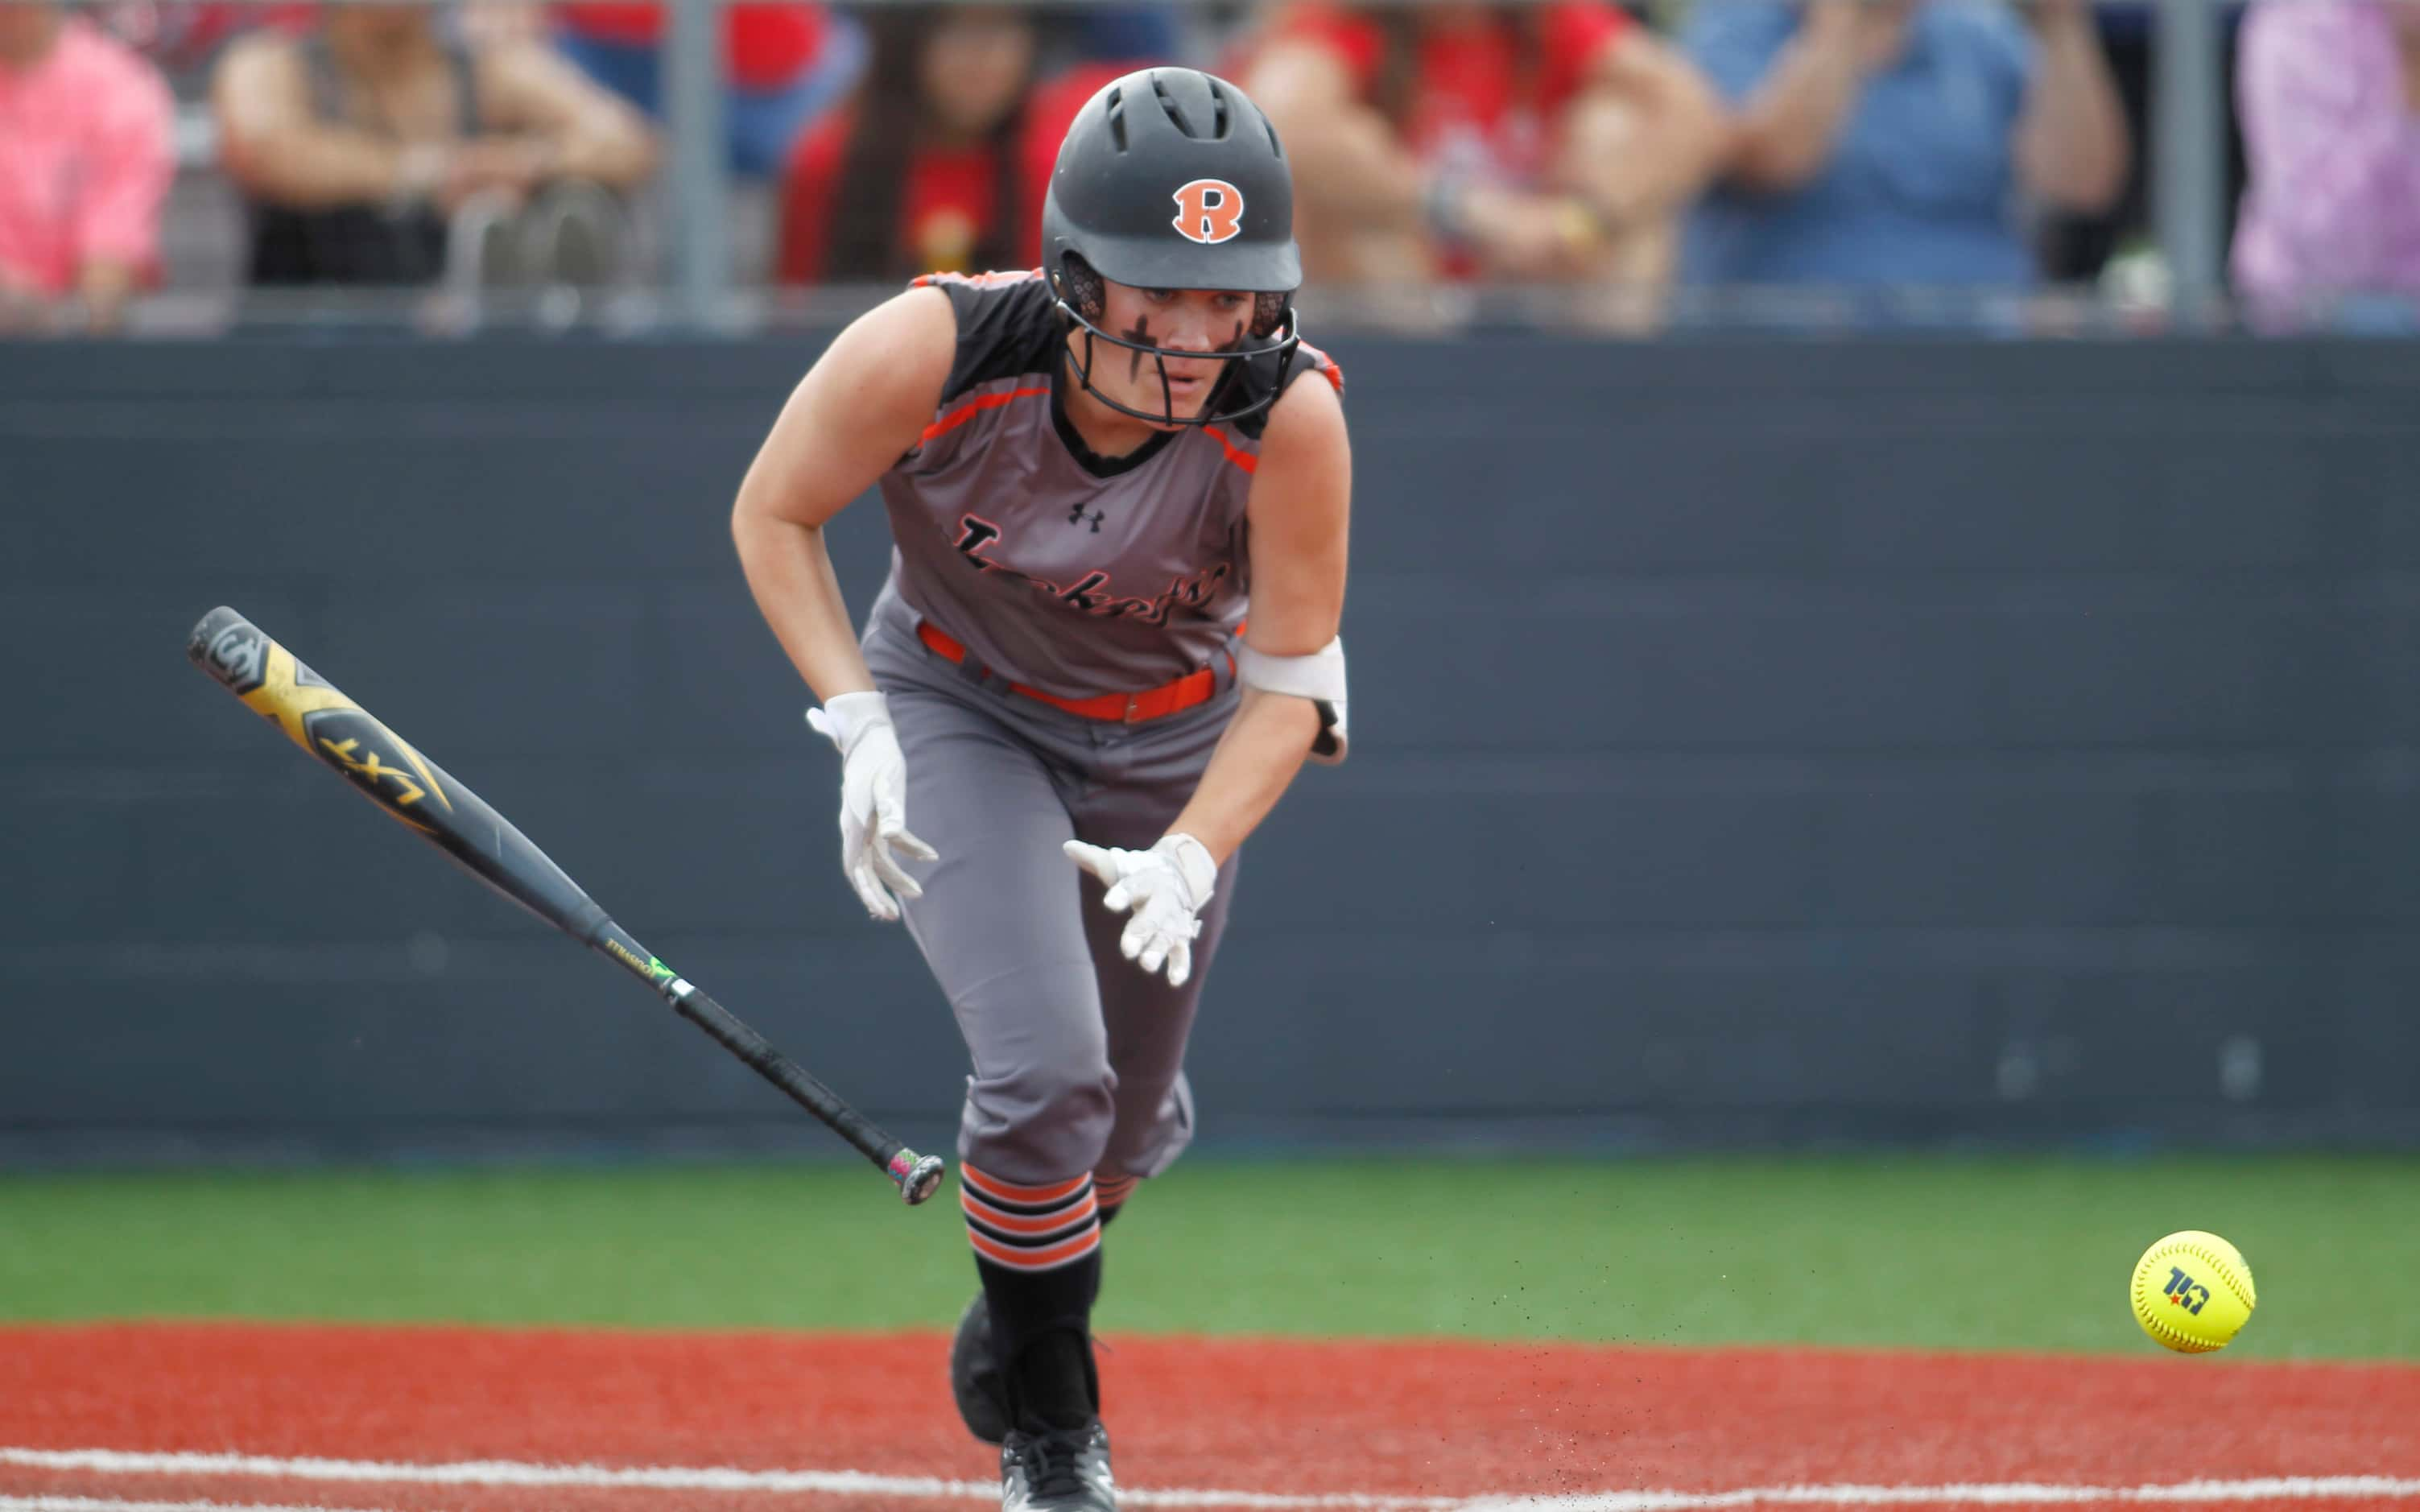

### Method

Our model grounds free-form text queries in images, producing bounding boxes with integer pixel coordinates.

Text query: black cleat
[1000,1420,1115,1512]
[951,1292,1010,1444]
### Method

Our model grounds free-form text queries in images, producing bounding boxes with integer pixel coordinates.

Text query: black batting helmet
[1039,67,1304,428]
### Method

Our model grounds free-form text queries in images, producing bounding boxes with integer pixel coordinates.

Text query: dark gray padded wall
[7,336,2417,1162]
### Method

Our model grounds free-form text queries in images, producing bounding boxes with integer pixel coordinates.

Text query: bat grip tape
[671,983,898,1166]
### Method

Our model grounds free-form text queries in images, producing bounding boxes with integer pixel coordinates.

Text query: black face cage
[1051,254,1303,429]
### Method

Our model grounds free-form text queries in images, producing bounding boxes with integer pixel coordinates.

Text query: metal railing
[2150,0,2228,324]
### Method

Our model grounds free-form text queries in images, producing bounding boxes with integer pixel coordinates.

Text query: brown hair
[824,6,1030,283]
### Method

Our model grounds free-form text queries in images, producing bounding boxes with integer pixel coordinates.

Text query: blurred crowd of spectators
[2,0,2418,334]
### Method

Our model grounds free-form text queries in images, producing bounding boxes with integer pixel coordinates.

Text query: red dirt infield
[2,1323,2417,1510]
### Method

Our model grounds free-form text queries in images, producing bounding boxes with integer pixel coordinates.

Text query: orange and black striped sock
[1092,1170,1138,1224]
[960,1163,1101,1273]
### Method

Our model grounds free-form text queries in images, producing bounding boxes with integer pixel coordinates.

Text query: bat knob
[890,1151,948,1206]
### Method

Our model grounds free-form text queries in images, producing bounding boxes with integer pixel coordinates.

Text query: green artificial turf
[1,1156,2411,1359]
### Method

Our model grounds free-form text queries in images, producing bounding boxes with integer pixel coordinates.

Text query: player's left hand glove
[1063,833,1217,988]
[808,691,939,923]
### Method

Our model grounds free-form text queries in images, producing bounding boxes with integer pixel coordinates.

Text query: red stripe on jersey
[923,386,1049,444]
[1204,426,1257,475]
[1299,340,1345,394]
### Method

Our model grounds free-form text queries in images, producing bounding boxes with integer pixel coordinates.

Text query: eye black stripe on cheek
[1125,315,1150,382]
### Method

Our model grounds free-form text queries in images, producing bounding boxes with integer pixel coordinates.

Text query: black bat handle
[588,923,946,1206]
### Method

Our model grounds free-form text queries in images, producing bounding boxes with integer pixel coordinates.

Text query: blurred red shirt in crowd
[774,24,1113,285]
[781,113,1014,283]
[554,3,828,90]
[1256,2,1632,187]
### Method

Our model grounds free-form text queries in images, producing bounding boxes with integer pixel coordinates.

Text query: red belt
[918,620,1229,724]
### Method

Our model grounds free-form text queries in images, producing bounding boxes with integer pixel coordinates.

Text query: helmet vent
[1150,74,1197,138]
[1207,79,1233,140]
[1104,85,1127,151]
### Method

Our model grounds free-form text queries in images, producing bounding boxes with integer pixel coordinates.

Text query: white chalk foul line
[0,1452,1443,1510]
[4,1450,2418,1510]
[0,1499,399,1512]
[1459,1481,2420,1510]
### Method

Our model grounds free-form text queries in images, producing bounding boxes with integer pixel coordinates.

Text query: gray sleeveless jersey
[868,270,1341,698]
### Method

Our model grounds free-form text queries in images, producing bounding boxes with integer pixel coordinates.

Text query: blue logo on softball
[2164,1266,2212,1316]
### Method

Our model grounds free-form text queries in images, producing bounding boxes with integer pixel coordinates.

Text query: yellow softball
[2130,1230,2257,1353]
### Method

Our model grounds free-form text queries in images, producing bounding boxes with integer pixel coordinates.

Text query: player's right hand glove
[1063,833,1217,988]
[807,691,938,923]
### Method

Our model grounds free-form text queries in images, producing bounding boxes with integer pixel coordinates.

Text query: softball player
[732,67,1349,1512]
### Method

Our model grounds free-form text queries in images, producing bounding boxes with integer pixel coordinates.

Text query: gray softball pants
[862,593,1241,1190]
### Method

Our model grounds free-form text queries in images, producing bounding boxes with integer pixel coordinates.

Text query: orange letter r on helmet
[1171,180,1246,246]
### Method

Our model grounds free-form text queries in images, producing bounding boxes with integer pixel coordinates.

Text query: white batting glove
[1063,833,1217,988]
[807,692,938,923]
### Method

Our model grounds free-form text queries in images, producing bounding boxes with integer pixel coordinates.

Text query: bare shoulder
[1254,362,1350,474]
[213,27,302,96]
[811,284,958,417]
[739,286,960,527]
[211,29,309,143]
[1242,353,1351,647]
[1245,363,1351,543]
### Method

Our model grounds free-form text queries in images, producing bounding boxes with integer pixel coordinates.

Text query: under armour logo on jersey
[1171,179,1245,246]
[1068,505,1105,533]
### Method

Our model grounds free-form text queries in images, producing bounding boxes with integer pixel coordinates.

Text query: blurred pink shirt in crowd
[2232,0,2420,304]
[0,15,176,296]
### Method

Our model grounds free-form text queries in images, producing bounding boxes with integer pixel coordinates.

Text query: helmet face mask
[1039,68,1304,430]
[1051,258,1303,429]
